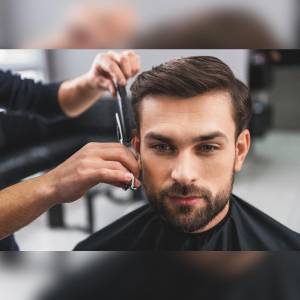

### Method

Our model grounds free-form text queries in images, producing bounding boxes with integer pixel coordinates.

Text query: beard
[143,173,234,233]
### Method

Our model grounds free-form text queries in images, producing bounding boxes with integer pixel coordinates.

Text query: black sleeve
[0,70,66,120]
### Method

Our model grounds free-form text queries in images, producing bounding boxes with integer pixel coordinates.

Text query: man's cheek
[204,159,233,177]
[142,158,158,178]
[198,154,235,191]
[213,159,235,192]
[141,154,167,190]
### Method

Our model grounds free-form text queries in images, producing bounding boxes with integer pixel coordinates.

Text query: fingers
[125,50,141,76]
[119,54,132,79]
[101,160,129,174]
[96,54,127,85]
[93,76,115,96]
[89,148,140,179]
[119,50,140,79]
[97,169,141,188]
[93,50,140,89]
[81,143,141,178]
[98,149,140,178]
[88,168,140,189]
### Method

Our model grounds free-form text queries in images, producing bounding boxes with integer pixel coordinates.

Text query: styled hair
[130,56,252,137]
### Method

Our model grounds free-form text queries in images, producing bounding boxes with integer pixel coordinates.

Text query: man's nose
[170,152,198,185]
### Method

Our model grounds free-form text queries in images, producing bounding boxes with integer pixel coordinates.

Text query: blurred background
[0,0,299,48]
[1,252,300,300]
[0,49,300,250]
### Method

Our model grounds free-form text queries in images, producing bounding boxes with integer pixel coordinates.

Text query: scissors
[115,84,137,191]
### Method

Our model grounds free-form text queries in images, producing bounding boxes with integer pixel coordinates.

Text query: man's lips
[168,196,203,205]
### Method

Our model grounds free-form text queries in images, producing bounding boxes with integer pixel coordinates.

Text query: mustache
[160,182,212,200]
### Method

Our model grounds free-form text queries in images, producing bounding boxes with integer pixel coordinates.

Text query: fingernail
[124,172,133,181]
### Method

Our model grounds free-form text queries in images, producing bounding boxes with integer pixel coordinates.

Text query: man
[75,55,300,250]
[0,50,141,250]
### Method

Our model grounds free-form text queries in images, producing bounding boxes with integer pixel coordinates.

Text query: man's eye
[198,144,218,153]
[151,144,174,153]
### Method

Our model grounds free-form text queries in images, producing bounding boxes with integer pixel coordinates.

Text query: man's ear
[131,129,141,155]
[234,129,251,172]
[131,131,141,170]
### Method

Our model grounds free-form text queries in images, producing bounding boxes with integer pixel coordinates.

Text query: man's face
[133,90,249,233]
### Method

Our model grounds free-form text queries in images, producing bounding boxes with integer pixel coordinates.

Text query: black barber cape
[0,70,63,250]
[75,194,300,250]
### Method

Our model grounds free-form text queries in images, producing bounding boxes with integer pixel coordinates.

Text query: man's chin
[160,196,230,233]
[161,203,208,233]
[166,216,207,233]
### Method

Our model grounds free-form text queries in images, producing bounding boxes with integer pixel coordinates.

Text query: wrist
[33,173,61,207]
[58,73,105,117]
[75,72,104,95]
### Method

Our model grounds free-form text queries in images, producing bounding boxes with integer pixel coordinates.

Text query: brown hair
[130,56,252,137]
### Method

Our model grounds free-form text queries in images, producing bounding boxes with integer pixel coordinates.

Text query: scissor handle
[116,85,135,145]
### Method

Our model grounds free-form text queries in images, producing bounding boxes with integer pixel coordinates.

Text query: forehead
[139,90,236,140]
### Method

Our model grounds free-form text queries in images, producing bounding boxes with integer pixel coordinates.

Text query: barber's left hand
[85,50,141,96]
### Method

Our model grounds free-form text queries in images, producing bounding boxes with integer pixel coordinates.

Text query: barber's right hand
[42,142,141,204]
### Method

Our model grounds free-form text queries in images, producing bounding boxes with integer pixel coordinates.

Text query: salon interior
[1,1,300,299]
[0,49,299,250]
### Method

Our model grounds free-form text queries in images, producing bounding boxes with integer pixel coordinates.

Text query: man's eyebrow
[144,132,174,143]
[144,131,228,143]
[192,131,228,142]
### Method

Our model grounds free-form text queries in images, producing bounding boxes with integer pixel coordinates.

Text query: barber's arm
[0,142,140,240]
[0,50,140,119]
[0,50,141,239]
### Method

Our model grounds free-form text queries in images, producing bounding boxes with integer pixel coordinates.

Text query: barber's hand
[58,50,140,117]
[85,50,140,96]
[43,142,141,204]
